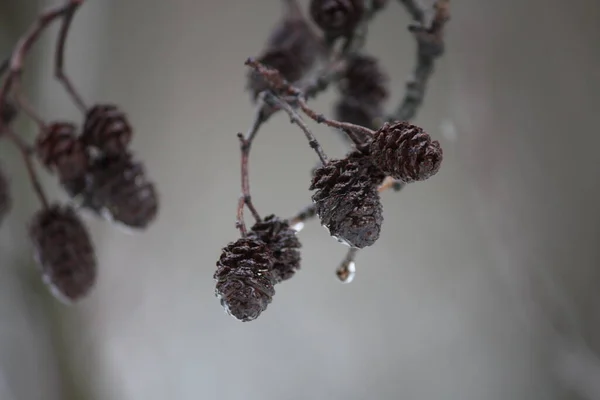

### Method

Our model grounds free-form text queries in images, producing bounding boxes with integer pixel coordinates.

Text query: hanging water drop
[291,221,305,232]
[336,248,358,283]
[336,260,356,283]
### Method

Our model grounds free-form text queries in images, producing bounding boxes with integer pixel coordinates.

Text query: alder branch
[235,104,268,235]
[390,0,450,121]
[54,0,88,112]
[0,0,84,133]
[3,127,48,209]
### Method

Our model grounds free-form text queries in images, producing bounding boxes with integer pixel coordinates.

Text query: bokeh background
[1,0,600,399]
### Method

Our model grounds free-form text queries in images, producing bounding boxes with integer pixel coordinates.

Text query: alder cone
[310,153,385,248]
[266,18,321,71]
[248,215,302,283]
[0,166,11,226]
[36,122,88,182]
[29,205,96,302]
[82,104,133,155]
[310,0,365,37]
[369,121,443,183]
[339,54,389,105]
[248,18,321,100]
[85,152,158,229]
[214,237,275,322]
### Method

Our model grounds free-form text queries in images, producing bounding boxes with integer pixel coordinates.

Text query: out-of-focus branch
[390,0,450,122]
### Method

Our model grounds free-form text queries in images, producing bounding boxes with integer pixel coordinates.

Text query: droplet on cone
[336,261,356,284]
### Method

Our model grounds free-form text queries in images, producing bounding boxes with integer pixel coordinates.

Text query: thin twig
[341,0,388,54]
[235,105,268,235]
[3,128,48,209]
[0,0,83,132]
[245,58,375,146]
[297,97,375,140]
[287,203,317,231]
[266,93,329,165]
[300,58,347,100]
[397,0,426,24]
[390,0,449,121]
[336,247,358,283]
[55,1,87,112]
[13,78,45,127]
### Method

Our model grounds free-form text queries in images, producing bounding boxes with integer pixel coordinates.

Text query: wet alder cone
[36,122,88,182]
[369,121,443,183]
[310,0,365,38]
[339,54,389,105]
[0,166,11,225]
[84,152,158,229]
[214,237,275,322]
[248,215,302,283]
[29,204,97,302]
[310,153,385,248]
[82,104,133,155]
[248,18,320,100]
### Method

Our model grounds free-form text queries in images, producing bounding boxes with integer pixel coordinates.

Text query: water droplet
[291,221,305,232]
[336,261,356,284]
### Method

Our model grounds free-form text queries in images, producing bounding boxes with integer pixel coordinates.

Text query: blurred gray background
[1,0,600,399]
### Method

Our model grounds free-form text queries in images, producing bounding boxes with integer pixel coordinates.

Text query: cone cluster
[215,214,303,321]
[310,122,442,248]
[36,104,158,230]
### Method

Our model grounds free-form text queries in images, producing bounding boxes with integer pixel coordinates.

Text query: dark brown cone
[0,166,11,225]
[369,121,443,183]
[248,215,302,283]
[339,54,389,105]
[29,204,96,302]
[85,152,158,229]
[310,0,365,38]
[1,99,18,125]
[247,18,321,100]
[36,122,89,182]
[82,104,133,155]
[310,152,385,248]
[214,237,275,322]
